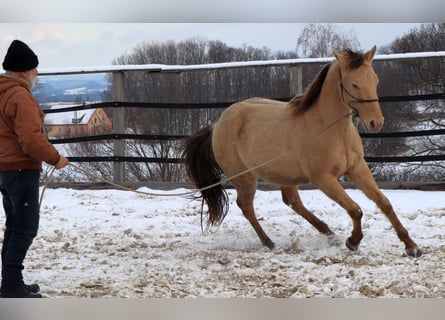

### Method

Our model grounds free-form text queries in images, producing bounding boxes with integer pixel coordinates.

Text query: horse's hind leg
[281,186,334,236]
[232,175,275,249]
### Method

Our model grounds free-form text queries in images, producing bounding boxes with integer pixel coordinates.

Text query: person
[0,39,69,298]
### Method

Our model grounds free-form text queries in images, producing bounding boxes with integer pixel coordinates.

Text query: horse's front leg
[313,175,365,252]
[347,160,422,258]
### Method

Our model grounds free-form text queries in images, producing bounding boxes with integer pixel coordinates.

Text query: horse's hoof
[406,247,422,258]
[263,239,275,250]
[345,238,359,251]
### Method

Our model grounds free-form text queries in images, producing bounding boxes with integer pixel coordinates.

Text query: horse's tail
[181,125,229,227]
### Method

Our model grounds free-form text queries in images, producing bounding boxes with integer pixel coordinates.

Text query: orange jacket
[0,74,61,171]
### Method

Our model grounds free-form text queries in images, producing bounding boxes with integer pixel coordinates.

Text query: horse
[181,46,422,258]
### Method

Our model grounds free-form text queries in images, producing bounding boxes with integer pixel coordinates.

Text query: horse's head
[334,46,383,133]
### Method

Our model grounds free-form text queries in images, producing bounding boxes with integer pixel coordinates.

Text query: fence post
[112,71,126,183]
[289,65,303,97]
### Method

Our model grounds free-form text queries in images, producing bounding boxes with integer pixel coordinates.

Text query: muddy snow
[2,187,444,298]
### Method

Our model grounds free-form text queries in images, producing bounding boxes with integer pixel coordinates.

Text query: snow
[38,51,445,76]
[3,186,443,298]
[63,87,88,96]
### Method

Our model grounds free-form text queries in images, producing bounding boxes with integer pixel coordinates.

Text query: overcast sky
[0,23,425,69]
[0,0,443,69]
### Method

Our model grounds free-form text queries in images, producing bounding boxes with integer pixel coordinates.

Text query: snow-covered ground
[2,187,444,298]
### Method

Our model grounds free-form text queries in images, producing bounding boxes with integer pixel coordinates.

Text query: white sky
[0,23,425,69]
[0,0,442,69]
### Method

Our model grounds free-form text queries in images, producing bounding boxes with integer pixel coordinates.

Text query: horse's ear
[333,51,349,68]
[364,45,377,63]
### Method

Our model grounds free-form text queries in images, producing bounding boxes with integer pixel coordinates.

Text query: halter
[339,69,379,116]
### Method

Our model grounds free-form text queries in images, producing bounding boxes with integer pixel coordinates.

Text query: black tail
[181,125,229,227]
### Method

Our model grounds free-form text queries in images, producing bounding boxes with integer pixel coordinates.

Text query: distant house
[44,104,112,138]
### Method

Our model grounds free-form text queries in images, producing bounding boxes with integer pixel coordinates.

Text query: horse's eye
[352,83,359,89]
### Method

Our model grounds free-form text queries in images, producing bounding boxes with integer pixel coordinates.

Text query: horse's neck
[315,64,351,122]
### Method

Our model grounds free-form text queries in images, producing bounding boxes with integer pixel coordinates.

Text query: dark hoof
[345,238,359,251]
[263,239,275,250]
[406,247,422,258]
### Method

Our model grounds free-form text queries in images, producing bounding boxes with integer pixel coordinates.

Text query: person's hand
[54,156,69,169]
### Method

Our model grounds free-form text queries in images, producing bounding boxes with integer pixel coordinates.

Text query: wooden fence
[39,51,445,184]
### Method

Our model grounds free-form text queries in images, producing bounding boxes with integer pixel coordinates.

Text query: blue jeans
[0,170,40,292]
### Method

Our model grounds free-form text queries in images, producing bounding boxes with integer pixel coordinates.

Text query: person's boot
[0,288,42,298]
[24,283,40,293]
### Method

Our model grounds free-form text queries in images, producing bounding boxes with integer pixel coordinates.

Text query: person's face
[22,68,38,89]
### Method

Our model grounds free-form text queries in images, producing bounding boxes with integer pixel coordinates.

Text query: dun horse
[181,46,422,258]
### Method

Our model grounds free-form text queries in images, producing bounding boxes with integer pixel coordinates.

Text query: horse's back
[213,97,289,143]
[230,97,287,108]
[212,97,303,180]
[216,97,288,127]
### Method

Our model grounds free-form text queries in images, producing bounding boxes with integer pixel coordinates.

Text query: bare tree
[296,23,360,58]
[369,23,445,181]
[295,24,361,95]
[100,38,297,183]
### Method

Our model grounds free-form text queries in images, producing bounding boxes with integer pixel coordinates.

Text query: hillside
[35,73,108,103]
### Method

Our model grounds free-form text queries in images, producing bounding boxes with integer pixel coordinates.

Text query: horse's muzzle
[364,118,384,133]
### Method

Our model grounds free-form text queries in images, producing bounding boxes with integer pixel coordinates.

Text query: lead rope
[39,166,56,209]
[39,112,353,205]
[68,162,195,197]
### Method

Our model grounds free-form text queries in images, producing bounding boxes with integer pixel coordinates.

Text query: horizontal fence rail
[45,92,445,164]
[43,92,444,114]
[39,51,445,76]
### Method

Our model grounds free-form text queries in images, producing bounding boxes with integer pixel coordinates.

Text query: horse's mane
[289,63,331,115]
[289,49,365,115]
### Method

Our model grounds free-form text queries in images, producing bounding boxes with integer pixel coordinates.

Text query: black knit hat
[2,39,39,72]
